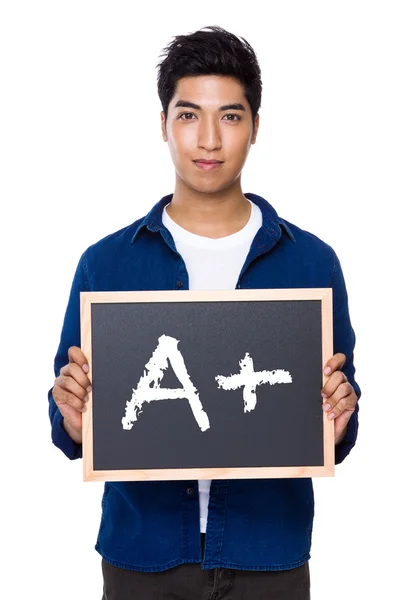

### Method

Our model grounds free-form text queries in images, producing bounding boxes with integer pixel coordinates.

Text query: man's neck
[166,182,251,239]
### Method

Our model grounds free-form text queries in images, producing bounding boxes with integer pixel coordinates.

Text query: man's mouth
[193,159,224,171]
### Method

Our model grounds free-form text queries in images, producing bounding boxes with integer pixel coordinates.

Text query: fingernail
[328,412,336,420]
[321,392,327,398]
[323,366,331,375]
[82,364,89,373]
[84,393,89,402]
[87,385,92,393]
[82,405,87,412]
[323,403,331,412]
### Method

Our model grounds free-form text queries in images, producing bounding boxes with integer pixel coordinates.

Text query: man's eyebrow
[174,100,246,112]
[219,103,246,112]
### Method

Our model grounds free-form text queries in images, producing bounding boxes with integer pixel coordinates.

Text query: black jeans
[101,536,310,600]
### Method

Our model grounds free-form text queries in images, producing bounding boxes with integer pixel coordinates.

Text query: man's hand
[52,346,91,444]
[321,353,358,445]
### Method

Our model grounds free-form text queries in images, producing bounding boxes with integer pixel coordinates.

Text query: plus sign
[215,352,292,412]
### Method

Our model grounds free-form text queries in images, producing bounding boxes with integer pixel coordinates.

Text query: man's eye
[178,113,196,120]
[223,114,241,121]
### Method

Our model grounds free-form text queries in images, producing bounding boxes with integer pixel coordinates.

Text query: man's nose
[197,117,222,152]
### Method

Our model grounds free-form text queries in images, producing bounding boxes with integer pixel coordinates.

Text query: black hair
[156,25,262,124]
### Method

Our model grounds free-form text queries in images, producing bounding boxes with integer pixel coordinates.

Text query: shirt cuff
[51,410,83,460]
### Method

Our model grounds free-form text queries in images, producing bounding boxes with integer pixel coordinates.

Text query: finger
[53,385,86,412]
[321,371,347,401]
[325,388,356,420]
[59,403,84,425]
[326,395,349,420]
[60,362,91,390]
[322,381,353,415]
[56,374,90,402]
[68,346,89,374]
[323,353,346,376]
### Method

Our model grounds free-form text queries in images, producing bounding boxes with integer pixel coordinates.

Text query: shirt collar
[131,192,295,244]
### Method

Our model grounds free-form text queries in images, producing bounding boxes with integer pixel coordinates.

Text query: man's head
[156,26,262,195]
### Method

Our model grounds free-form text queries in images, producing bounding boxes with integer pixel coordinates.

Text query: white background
[1,1,416,598]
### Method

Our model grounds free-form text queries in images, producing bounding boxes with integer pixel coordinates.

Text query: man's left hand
[321,353,358,445]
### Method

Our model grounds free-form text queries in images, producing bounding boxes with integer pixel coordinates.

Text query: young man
[49,26,360,600]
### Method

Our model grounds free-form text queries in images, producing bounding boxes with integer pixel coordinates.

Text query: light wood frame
[81,288,334,482]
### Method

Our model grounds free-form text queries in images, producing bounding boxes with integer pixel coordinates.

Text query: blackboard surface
[81,289,334,481]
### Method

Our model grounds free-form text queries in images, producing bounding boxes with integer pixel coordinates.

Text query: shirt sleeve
[48,251,90,460]
[331,251,361,464]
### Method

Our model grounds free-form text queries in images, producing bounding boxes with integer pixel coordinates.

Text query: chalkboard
[80,289,334,481]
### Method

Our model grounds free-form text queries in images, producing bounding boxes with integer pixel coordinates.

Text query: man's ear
[161,111,168,142]
[251,114,260,144]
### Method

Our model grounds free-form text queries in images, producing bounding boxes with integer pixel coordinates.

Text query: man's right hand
[52,346,91,444]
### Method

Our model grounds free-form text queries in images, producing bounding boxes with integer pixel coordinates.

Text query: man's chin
[184,178,232,196]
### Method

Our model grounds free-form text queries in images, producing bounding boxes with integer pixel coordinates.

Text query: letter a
[121,334,210,432]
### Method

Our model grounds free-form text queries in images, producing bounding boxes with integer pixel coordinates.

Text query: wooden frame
[81,288,334,482]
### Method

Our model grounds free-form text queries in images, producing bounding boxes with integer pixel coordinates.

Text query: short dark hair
[156,25,262,124]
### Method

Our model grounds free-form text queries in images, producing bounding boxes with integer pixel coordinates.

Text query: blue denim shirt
[48,192,360,572]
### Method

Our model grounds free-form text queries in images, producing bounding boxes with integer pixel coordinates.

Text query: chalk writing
[215,352,292,412]
[121,336,292,430]
[121,334,210,432]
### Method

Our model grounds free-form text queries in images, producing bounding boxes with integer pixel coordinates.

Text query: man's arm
[48,251,90,460]
[322,251,361,465]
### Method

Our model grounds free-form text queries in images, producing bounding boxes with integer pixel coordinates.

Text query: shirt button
[176,280,184,288]
[186,486,194,496]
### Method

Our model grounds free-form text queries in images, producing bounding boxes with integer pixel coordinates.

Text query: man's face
[161,75,259,195]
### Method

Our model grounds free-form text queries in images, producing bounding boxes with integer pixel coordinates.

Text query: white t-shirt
[162,197,263,532]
